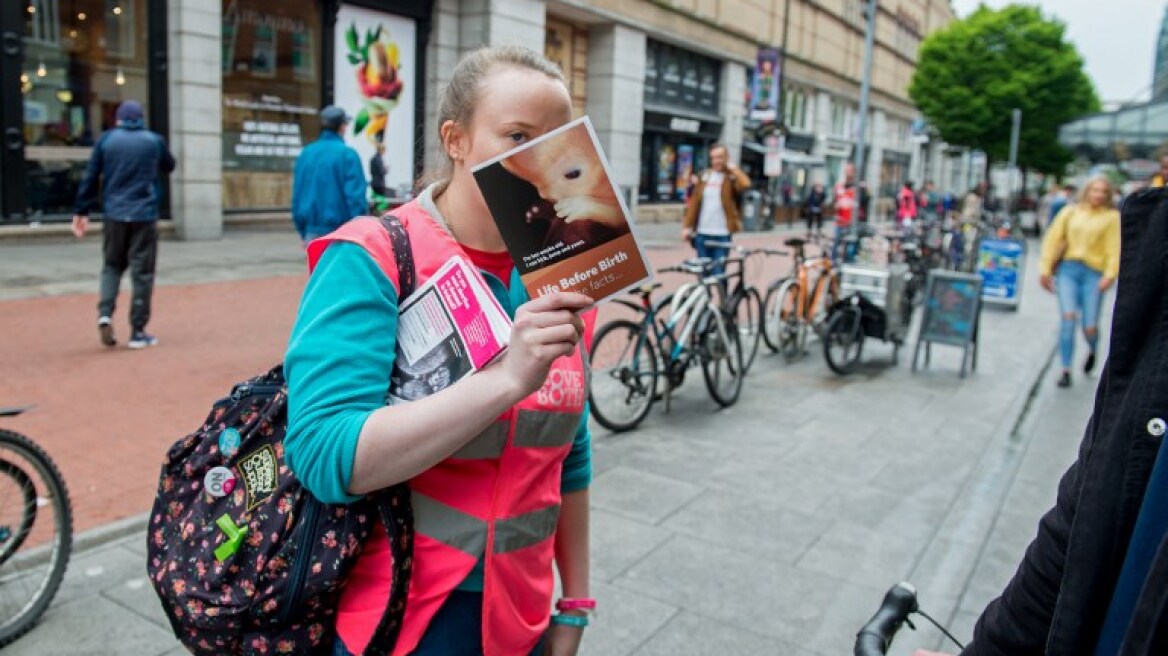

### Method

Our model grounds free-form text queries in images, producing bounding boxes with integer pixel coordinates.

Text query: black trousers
[98,220,157,331]
[807,210,823,233]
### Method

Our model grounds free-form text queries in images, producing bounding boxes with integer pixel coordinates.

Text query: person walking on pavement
[803,182,827,237]
[291,105,368,245]
[285,46,593,656]
[897,181,918,231]
[681,143,751,275]
[831,162,858,263]
[914,186,1168,656]
[71,99,175,349]
[1039,175,1120,389]
[369,141,389,199]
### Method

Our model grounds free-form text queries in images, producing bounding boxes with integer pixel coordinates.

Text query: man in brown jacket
[682,143,751,274]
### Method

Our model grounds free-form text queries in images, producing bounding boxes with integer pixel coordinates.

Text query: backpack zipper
[276,495,322,625]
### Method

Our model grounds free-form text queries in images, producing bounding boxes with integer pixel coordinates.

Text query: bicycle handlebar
[854,582,919,656]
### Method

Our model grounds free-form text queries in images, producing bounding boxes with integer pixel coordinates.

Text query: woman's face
[1086,181,1109,207]
[458,66,572,171]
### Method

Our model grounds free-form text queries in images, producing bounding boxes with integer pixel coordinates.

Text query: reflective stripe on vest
[513,410,579,448]
[451,420,509,460]
[413,492,560,556]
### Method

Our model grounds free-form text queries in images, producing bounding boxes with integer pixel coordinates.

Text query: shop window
[21,0,150,217]
[221,0,322,211]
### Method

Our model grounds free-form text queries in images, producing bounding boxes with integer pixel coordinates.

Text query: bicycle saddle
[629,282,663,295]
[783,238,806,249]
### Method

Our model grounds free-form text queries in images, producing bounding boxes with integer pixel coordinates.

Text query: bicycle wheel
[588,320,659,432]
[763,281,805,360]
[732,287,763,373]
[0,430,72,647]
[823,305,865,375]
[699,309,745,406]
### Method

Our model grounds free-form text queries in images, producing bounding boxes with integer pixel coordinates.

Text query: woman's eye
[564,168,582,180]
[508,132,527,143]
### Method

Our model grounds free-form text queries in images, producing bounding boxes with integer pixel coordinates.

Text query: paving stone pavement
[0,224,1103,655]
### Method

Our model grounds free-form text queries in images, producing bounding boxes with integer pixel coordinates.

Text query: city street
[0,221,1097,655]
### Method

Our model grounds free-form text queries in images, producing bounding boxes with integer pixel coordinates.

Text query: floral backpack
[148,215,416,655]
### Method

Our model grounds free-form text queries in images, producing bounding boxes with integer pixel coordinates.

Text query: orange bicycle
[761,237,841,360]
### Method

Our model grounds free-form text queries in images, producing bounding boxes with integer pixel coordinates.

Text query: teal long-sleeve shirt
[284,241,593,508]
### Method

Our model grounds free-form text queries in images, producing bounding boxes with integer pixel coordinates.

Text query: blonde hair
[1076,174,1115,209]
[423,46,565,194]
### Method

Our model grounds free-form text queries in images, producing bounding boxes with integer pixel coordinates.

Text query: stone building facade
[1,0,969,236]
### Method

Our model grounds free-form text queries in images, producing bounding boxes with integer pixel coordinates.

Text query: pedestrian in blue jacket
[291,106,368,244]
[72,99,175,349]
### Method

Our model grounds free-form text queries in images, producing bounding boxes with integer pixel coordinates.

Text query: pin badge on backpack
[219,428,242,458]
[205,466,237,498]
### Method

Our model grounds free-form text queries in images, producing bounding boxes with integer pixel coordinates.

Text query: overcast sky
[949,0,1161,103]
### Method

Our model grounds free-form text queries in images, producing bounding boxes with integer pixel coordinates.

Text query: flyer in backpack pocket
[472,116,651,304]
[390,256,511,403]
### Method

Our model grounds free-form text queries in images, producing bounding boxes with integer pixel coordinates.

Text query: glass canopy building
[1058,101,1168,181]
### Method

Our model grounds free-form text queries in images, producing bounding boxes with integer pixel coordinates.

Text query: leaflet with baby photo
[471,116,651,304]
[389,256,511,403]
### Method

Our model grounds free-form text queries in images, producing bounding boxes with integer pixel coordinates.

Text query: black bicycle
[854,582,965,655]
[589,259,745,432]
[0,407,72,647]
[701,243,788,374]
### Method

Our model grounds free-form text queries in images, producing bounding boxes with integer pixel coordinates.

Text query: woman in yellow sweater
[1039,175,1120,388]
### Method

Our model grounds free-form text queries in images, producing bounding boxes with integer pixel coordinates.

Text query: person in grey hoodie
[72,100,175,349]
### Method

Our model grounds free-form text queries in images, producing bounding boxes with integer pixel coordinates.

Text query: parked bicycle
[762,237,841,360]
[588,259,745,432]
[701,242,788,374]
[855,582,964,656]
[0,407,72,647]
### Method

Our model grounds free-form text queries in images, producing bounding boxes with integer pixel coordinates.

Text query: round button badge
[204,466,237,498]
[1147,418,1166,437]
[219,428,242,458]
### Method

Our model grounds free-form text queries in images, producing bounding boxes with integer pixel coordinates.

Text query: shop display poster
[334,5,416,197]
[472,116,652,304]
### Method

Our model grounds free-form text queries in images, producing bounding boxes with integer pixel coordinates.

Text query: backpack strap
[364,212,417,656]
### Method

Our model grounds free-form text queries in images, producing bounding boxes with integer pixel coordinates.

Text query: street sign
[764,134,783,178]
[977,238,1025,310]
[913,270,983,378]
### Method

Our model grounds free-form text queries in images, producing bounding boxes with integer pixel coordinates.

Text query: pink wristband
[555,598,597,613]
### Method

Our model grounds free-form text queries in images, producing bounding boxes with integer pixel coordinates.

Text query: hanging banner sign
[749,48,782,123]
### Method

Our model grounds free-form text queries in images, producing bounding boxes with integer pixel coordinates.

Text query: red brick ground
[0,230,804,535]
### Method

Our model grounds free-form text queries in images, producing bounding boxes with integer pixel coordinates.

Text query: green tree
[909,4,1100,177]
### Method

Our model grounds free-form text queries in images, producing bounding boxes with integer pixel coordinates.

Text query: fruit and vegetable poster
[334,6,416,198]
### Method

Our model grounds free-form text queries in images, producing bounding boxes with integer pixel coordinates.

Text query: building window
[545,18,589,118]
[644,40,721,113]
[21,0,151,217]
[831,99,856,138]
[783,86,810,132]
[221,0,322,211]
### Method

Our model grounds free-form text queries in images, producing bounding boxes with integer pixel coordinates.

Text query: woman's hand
[542,622,585,656]
[1099,277,1114,292]
[497,292,591,398]
[1040,274,1055,293]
